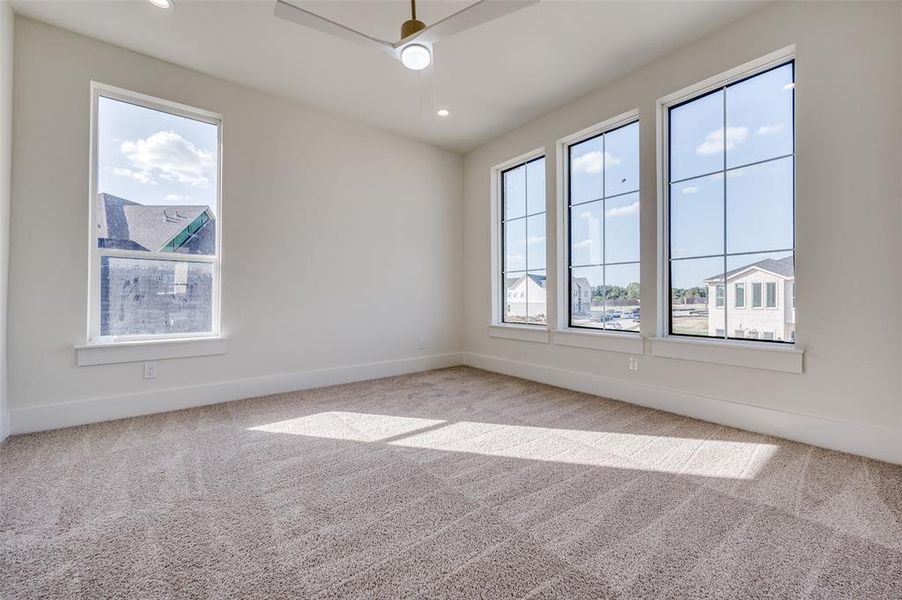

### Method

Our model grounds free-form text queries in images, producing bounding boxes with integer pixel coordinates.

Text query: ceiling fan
[274,0,539,70]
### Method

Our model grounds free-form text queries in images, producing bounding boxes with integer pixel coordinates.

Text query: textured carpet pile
[1,367,900,598]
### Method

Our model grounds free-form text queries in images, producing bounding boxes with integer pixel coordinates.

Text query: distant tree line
[672,287,708,304]
[592,282,641,303]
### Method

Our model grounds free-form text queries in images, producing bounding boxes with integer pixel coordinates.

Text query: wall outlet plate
[143,362,157,379]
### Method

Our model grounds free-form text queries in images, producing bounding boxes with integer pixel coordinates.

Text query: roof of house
[706,255,794,283]
[506,273,547,289]
[97,193,213,253]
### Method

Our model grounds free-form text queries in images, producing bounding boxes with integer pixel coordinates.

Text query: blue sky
[97,96,218,215]
[669,63,794,289]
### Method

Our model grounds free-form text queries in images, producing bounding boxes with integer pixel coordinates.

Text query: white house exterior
[571,276,592,315]
[505,273,547,323]
[705,256,795,342]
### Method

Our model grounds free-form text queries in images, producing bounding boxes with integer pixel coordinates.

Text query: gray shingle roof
[97,193,212,253]
[705,255,794,282]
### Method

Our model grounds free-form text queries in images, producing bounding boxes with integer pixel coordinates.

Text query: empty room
[1,0,900,598]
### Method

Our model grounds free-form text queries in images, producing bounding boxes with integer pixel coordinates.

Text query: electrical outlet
[418,337,426,351]
[629,356,639,372]
[143,362,158,379]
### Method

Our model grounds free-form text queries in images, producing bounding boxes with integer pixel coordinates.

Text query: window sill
[488,324,550,344]
[75,336,228,366]
[552,329,644,354]
[649,336,803,374]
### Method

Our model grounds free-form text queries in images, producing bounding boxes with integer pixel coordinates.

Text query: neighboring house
[97,193,215,336]
[571,276,592,315]
[97,193,215,254]
[705,256,795,341]
[505,273,547,322]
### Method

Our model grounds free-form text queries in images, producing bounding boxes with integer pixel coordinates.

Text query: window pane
[671,257,724,338]
[726,251,793,342]
[735,283,746,308]
[726,156,793,255]
[570,136,604,204]
[96,96,218,256]
[526,158,545,215]
[670,174,724,259]
[604,263,640,333]
[570,200,603,267]
[504,165,526,220]
[669,89,724,182]
[526,213,546,271]
[570,266,604,329]
[726,63,793,168]
[604,122,640,196]
[526,271,547,325]
[504,218,526,273]
[503,273,527,324]
[100,257,212,337]
[766,282,777,308]
[605,192,640,264]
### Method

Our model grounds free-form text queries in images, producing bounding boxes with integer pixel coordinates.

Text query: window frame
[87,82,223,344]
[491,147,547,330]
[557,109,640,335]
[657,47,796,347]
[735,282,745,309]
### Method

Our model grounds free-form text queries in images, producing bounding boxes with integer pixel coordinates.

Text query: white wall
[0,1,13,441]
[463,2,902,462]
[8,18,463,432]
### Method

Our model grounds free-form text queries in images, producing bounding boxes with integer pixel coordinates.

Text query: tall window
[90,85,221,341]
[567,120,640,332]
[667,61,794,343]
[501,156,546,325]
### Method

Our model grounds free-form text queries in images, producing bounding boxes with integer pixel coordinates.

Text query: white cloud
[120,131,215,188]
[605,200,639,218]
[572,150,621,174]
[681,186,699,194]
[573,239,592,249]
[165,193,191,202]
[527,235,546,244]
[755,123,785,136]
[577,210,595,220]
[112,167,154,184]
[696,126,748,155]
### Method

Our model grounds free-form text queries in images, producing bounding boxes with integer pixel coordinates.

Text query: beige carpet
[1,366,900,599]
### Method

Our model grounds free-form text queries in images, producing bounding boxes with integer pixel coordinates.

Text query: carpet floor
[1,366,900,599]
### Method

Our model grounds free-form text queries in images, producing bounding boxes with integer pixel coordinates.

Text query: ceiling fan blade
[395,0,539,47]
[274,1,397,56]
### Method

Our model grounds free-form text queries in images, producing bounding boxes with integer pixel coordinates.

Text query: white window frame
[555,109,641,335]
[489,147,550,343]
[87,82,223,345]
[751,282,763,309]
[735,282,745,309]
[651,46,803,373]
[656,46,796,347]
[765,281,778,309]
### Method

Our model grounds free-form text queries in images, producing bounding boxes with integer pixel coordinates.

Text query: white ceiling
[10,0,766,153]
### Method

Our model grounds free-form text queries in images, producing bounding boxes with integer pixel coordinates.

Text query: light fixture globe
[400,44,431,71]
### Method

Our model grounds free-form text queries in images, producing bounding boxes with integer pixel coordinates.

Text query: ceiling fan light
[146,0,174,8]
[400,44,431,71]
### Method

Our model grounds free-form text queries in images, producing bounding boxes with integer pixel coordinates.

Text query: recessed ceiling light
[146,0,174,9]
[400,44,431,71]
[437,108,450,117]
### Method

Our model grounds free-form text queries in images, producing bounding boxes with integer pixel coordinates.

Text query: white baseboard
[10,352,465,435]
[464,352,901,465]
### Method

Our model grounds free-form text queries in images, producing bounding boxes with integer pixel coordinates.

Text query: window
[667,60,794,343]
[501,156,546,325]
[766,282,777,308]
[715,284,725,308]
[90,84,221,341]
[567,120,640,332]
[752,283,763,308]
